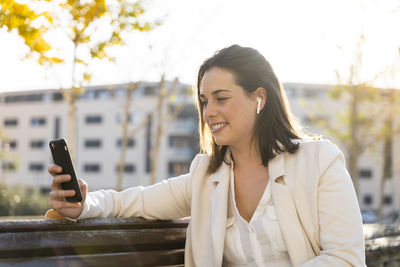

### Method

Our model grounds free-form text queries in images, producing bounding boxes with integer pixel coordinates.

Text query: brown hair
[196,45,307,173]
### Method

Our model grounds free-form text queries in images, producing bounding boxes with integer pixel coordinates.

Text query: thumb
[78,178,88,203]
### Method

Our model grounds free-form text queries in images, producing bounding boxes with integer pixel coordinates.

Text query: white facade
[285,82,400,215]
[0,83,197,191]
[0,82,398,216]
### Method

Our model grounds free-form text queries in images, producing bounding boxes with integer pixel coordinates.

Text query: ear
[253,87,267,110]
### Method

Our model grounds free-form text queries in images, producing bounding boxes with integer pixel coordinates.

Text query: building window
[84,163,101,173]
[144,85,156,95]
[95,90,110,99]
[52,92,63,101]
[169,135,192,148]
[168,161,190,176]
[359,169,372,179]
[85,139,102,148]
[116,113,134,124]
[383,195,393,205]
[31,140,45,149]
[2,162,16,171]
[5,94,44,103]
[363,194,373,205]
[115,164,136,173]
[31,117,46,127]
[1,140,17,150]
[85,115,102,124]
[9,140,17,149]
[29,163,44,172]
[303,88,325,98]
[3,118,18,127]
[54,117,61,139]
[117,138,135,148]
[284,87,297,98]
[168,105,197,120]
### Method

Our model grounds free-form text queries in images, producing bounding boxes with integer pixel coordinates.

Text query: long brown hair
[196,45,307,174]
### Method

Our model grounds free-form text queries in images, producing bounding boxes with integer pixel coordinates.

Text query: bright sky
[0,0,399,92]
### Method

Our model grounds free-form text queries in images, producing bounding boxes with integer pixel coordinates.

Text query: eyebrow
[199,89,230,98]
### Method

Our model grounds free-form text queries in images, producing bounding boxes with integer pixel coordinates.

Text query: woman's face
[199,67,258,149]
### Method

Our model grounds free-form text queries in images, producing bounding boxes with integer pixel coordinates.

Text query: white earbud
[256,97,262,114]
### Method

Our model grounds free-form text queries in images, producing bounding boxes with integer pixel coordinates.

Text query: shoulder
[293,138,342,155]
[189,153,211,173]
[290,138,345,174]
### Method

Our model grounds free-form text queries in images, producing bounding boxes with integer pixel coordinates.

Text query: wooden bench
[0,217,189,266]
[1,218,400,266]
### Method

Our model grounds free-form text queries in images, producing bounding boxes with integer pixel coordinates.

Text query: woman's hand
[48,164,88,219]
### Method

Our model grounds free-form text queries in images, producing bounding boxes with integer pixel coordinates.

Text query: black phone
[49,139,82,202]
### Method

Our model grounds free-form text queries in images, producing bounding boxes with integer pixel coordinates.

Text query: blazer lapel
[210,158,231,267]
[269,153,311,266]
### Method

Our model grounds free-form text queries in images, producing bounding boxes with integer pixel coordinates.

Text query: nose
[203,101,217,122]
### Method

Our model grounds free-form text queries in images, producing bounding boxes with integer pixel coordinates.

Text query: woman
[47,45,366,266]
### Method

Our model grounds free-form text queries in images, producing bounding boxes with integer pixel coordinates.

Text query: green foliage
[0,184,49,216]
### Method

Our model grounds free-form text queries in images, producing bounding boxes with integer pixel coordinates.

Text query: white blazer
[73,139,366,266]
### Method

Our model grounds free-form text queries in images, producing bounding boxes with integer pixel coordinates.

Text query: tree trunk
[348,86,361,198]
[116,83,136,191]
[150,76,166,185]
[67,95,77,163]
[378,101,393,222]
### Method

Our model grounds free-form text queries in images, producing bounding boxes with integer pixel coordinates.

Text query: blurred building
[0,82,198,191]
[0,82,399,217]
[285,82,400,217]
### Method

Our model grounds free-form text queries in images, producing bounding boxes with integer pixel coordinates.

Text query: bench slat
[0,228,187,258]
[0,218,189,233]
[0,249,185,267]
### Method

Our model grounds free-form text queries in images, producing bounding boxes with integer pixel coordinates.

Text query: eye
[217,97,229,102]
[200,99,208,107]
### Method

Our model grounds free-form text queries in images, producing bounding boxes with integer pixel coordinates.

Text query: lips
[210,122,228,133]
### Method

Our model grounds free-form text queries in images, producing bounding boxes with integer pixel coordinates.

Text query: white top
[223,166,293,267]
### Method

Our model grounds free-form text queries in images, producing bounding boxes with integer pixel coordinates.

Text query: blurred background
[0,0,399,224]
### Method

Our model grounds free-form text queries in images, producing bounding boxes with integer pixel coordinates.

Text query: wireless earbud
[256,97,262,114]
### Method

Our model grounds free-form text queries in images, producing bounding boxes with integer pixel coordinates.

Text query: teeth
[212,123,227,130]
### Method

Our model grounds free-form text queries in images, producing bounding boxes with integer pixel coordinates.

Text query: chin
[213,136,230,146]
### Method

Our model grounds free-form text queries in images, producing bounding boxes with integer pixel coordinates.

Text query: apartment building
[0,82,398,216]
[285,82,400,216]
[0,82,198,191]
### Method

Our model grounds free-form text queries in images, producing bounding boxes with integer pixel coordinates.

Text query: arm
[77,154,202,220]
[300,141,366,267]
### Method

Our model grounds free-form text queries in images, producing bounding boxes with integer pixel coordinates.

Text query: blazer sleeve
[77,154,202,220]
[300,141,366,267]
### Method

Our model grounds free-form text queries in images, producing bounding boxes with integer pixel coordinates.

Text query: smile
[211,123,228,133]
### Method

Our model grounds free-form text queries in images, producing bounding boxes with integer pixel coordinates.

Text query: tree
[115,81,140,191]
[0,0,62,65]
[114,76,190,190]
[1,0,159,163]
[310,34,400,205]
[0,0,61,178]
[52,0,159,162]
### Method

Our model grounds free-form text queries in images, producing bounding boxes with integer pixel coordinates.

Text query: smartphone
[49,139,82,202]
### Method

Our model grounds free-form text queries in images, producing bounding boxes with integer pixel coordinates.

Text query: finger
[53,174,71,186]
[50,199,81,210]
[78,179,87,191]
[47,164,62,176]
[49,190,76,200]
[78,179,88,202]
[48,164,62,176]
[51,175,70,191]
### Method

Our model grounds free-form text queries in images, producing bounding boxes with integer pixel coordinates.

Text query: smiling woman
[46,45,366,266]
[196,45,304,174]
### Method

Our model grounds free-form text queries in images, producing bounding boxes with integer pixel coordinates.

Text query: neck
[229,142,263,170]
